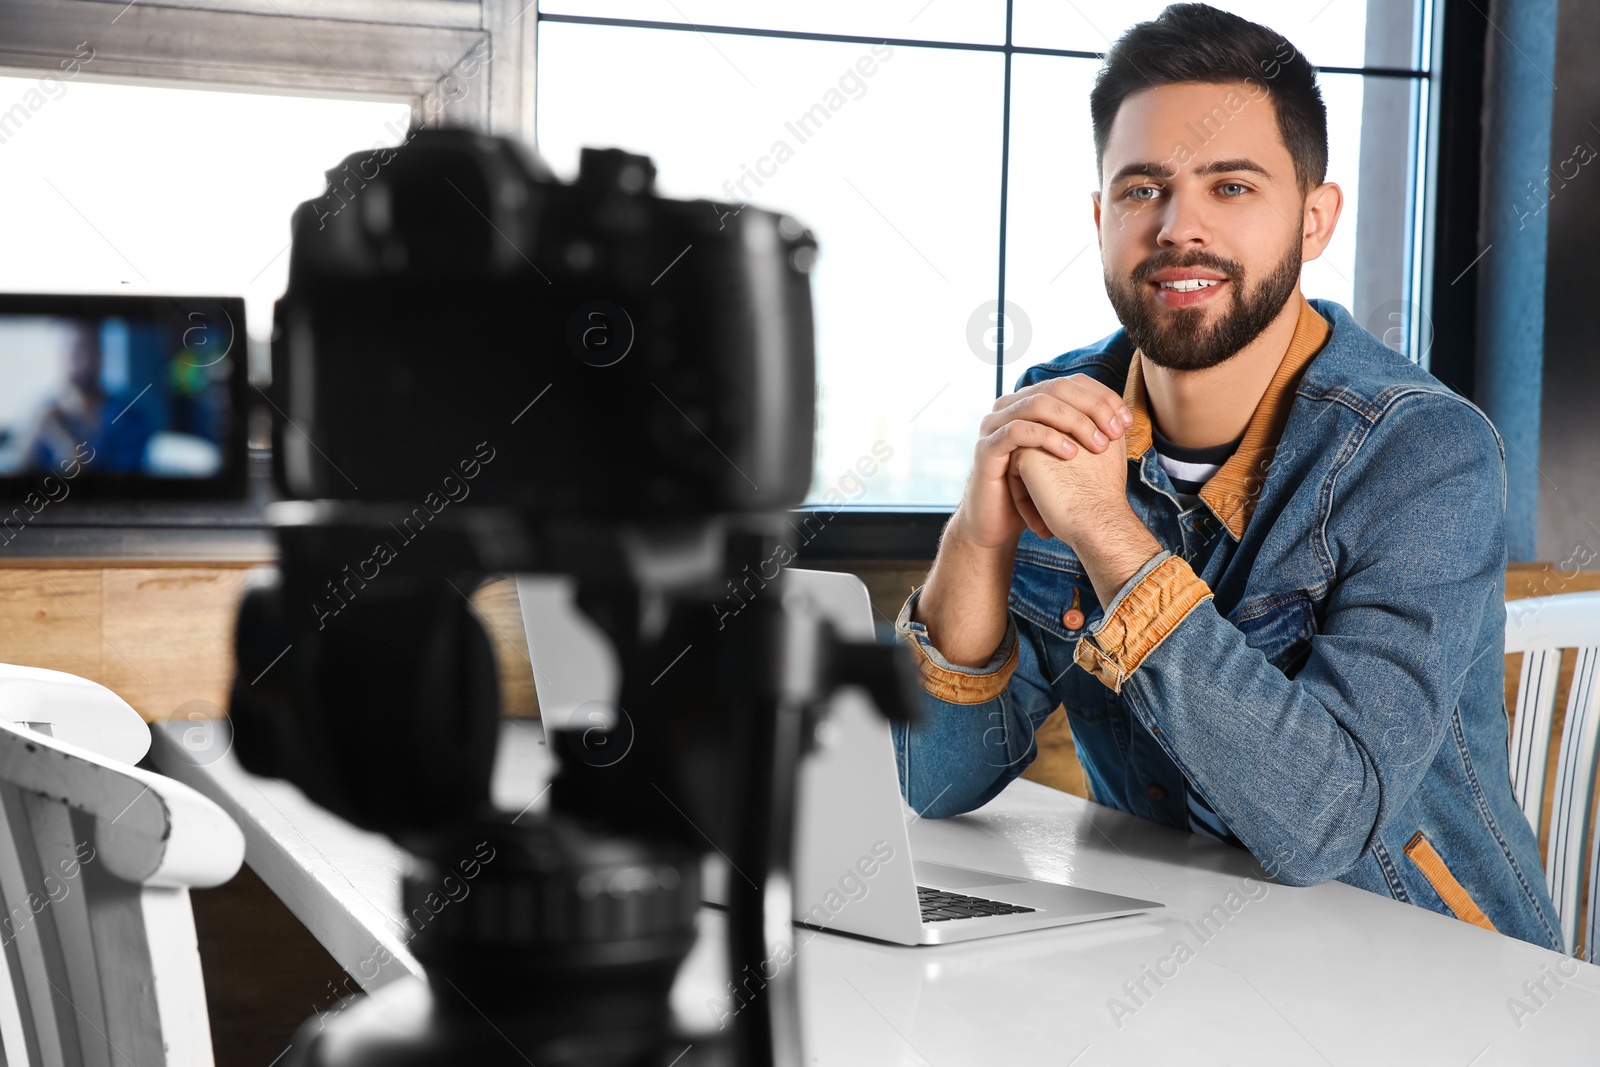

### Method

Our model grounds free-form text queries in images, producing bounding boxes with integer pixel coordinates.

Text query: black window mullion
[534,10,1428,78]
[996,0,1015,399]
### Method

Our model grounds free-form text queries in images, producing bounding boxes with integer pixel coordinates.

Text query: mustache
[1130,250,1243,285]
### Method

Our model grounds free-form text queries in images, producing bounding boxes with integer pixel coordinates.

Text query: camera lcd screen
[0,294,247,500]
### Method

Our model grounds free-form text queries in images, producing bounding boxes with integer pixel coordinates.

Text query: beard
[1104,237,1303,372]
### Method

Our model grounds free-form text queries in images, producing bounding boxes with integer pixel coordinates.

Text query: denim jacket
[893,296,1564,952]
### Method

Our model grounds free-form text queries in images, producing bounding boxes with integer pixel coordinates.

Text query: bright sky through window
[0,73,413,356]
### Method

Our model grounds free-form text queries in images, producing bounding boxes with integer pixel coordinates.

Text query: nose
[1156,187,1211,249]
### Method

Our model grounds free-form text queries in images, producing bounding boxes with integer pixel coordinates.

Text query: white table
[152,719,1600,1065]
[150,717,553,992]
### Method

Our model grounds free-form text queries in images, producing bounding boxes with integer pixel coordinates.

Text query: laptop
[517,568,1162,946]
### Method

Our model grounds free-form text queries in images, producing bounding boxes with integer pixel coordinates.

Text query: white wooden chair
[0,664,244,1065]
[0,663,153,766]
[1504,590,1600,960]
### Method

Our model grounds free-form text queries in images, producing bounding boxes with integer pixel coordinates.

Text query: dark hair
[1089,3,1328,193]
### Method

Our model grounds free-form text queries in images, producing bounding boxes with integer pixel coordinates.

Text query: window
[0,0,507,378]
[0,0,512,556]
[0,75,413,362]
[535,1,1441,509]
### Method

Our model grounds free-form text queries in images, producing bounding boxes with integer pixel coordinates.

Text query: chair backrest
[1504,590,1600,960]
[0,664,152,766]
[0,703,243,1064]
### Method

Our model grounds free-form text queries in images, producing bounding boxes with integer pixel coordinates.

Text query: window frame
[0,0,538,136]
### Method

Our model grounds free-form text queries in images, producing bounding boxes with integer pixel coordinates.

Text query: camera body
[269,129,818,519]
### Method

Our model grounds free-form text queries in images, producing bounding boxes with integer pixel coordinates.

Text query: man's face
[1094,81,1317,371]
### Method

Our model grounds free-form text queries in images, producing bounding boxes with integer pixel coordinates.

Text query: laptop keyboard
[917,885,1036,923]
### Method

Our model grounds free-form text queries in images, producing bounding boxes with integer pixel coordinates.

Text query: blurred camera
[268,128,818,519]
[234,129,872,1067]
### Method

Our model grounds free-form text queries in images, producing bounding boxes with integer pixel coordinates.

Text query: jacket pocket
[1010,545,1119,722]
[1012,544,1100,633]
[1403,831,1498,932]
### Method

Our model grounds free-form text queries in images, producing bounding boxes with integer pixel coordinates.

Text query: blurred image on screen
[0,314,230,478]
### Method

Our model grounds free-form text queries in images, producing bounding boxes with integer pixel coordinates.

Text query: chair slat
[0,787,46,1067]
[136,889,216,1065]
[0,786,82,1067]
[0,893,30,1066]
[26,797,115,1067]
[1510,648,1562,836]
[1589,789,1600,963]
[78,842,173,1066]
[1546,646,1600,956]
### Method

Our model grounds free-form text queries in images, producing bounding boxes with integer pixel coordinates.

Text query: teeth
[1159,278,1223,292]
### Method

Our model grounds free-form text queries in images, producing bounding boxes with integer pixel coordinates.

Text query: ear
[1299,181,1343,262]
[1091,190,1103,249]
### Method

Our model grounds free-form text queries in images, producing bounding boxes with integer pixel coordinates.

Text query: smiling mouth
[1144,275,1231,309]
[1154,278,1225,293]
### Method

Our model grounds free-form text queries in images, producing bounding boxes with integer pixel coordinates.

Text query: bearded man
[893,3,1563,951]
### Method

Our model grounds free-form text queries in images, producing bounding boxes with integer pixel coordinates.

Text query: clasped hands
[975,374,1137,548]
[953,373,1162,607]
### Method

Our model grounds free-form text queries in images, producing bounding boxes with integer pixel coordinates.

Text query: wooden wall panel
[100,569,251,721]
[0,568,105,682]
[0,563,538,720]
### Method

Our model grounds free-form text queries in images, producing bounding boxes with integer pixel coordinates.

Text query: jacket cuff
[1074,551,1213,693]
[895,586,1019,705]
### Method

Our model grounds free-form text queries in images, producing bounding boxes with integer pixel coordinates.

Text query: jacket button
[1062,609,1086,630]
[1145,784,1167,801]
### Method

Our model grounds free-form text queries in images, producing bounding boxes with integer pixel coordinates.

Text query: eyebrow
[1107,157,1277,186]
[1108,161,1177,186]
[1193,158,1275,182]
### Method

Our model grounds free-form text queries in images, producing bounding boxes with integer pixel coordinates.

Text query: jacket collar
[1121,293,1332,541]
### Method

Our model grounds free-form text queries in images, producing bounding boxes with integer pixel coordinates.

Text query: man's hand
[913,374,1133,667]
[952,374,1134,551]
[1013,439,1163,607]
[1012,433,1129,547]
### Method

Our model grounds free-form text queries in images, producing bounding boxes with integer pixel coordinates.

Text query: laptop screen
[0,293,247,500]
